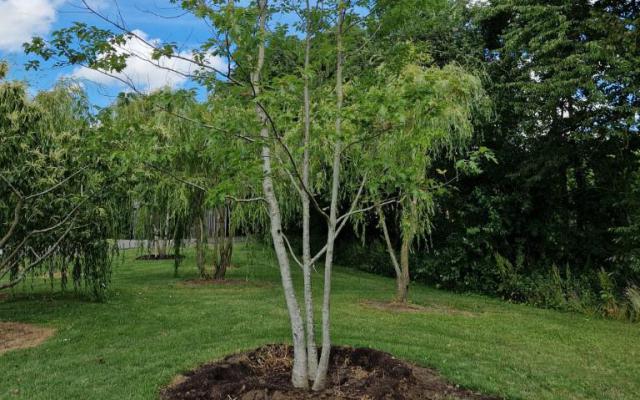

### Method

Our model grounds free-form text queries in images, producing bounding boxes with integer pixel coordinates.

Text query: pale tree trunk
[312,2,345,390]
[398,195,419,303]
[377,207,405,302]
[398,234,411,303]
[196,211,207,278]
[212,208,221,277]
[253,0,309,389]
[153,222,161,257]
[214,204,233,280]
[215,239,232,279]
[301,0,318,379]
[157,211,170,257]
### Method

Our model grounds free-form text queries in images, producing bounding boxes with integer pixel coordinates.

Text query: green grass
[1,243,639,400]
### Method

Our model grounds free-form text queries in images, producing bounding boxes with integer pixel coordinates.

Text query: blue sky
[0,0,224,108]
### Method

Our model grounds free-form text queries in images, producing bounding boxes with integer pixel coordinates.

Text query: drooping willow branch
[0,169,87,249]
[0,197,89,274]
[143,162,266,204]
[0,221,78,290]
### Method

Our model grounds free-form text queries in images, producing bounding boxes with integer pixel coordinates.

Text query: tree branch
[377,206,401,277]
[0,197,22,249]
[225,195,266,204]
[80,0,243,86]
[335,197,398,225]
[24,167,87,200]
[144,162,207,191]
[0,220,77,290]
[282,232,303,270]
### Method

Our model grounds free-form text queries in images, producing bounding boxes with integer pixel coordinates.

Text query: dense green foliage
[1,245,639,400]
[334,0,640,320]
[0,74,116,299]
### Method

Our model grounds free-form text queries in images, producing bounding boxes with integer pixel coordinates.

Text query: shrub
[625,286,640,322]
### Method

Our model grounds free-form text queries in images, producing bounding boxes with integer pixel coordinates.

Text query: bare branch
[31,198,88,235]
[144,162,207,191]
[336,197,399,226]
[377,206,401,277]
[274,152,304,197]
[0,197,22,249]
[336,172,368,226]
[225,196,266,204]
[0,221,77,290]
[282,233,303,270]
[80,0,244,86]
[0,173,22,198]
[24,167,87,200]
[309,196,400,266]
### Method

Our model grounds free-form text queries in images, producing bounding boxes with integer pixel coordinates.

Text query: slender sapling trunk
[301,0,318,379]
[313,1,346,390]
[253,0,309,388]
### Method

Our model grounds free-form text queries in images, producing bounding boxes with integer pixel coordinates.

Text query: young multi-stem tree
[248,0,376,388]
[358,64,490,303]
[23,0,474,389]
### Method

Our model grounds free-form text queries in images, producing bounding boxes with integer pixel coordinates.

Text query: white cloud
[0,0,62,51]
[71,29,226,92]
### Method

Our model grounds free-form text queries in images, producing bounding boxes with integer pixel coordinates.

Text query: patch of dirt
[136,254,185,261]
[0,322,56,355]
[161,344,500,400]
[361,300,478,317]
[0,292,8,302]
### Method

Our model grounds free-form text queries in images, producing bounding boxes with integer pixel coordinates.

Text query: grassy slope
[0,243,638,400]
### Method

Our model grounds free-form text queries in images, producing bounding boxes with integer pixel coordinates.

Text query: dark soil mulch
[136,254,185,261]
[161,344,500,400]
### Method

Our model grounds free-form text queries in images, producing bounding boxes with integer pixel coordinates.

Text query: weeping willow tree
[0,67,116,299]
[96,92,191,268]
[360,63,490,303]
[97,89,255,279]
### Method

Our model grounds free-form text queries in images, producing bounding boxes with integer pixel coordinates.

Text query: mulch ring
[361,300,478,317]
[161,344,500,400]
[136,254,185,261]
[0,321,56,355]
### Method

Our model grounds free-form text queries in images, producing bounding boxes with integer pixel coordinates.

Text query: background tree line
[335,0,640,321]
[4,0,639,316]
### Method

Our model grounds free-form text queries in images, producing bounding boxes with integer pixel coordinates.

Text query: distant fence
[116,237,246,250]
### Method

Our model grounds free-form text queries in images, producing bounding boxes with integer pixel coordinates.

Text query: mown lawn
[1,242,638,400]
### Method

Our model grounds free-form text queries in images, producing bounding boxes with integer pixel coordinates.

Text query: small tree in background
[358,63,490,303]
